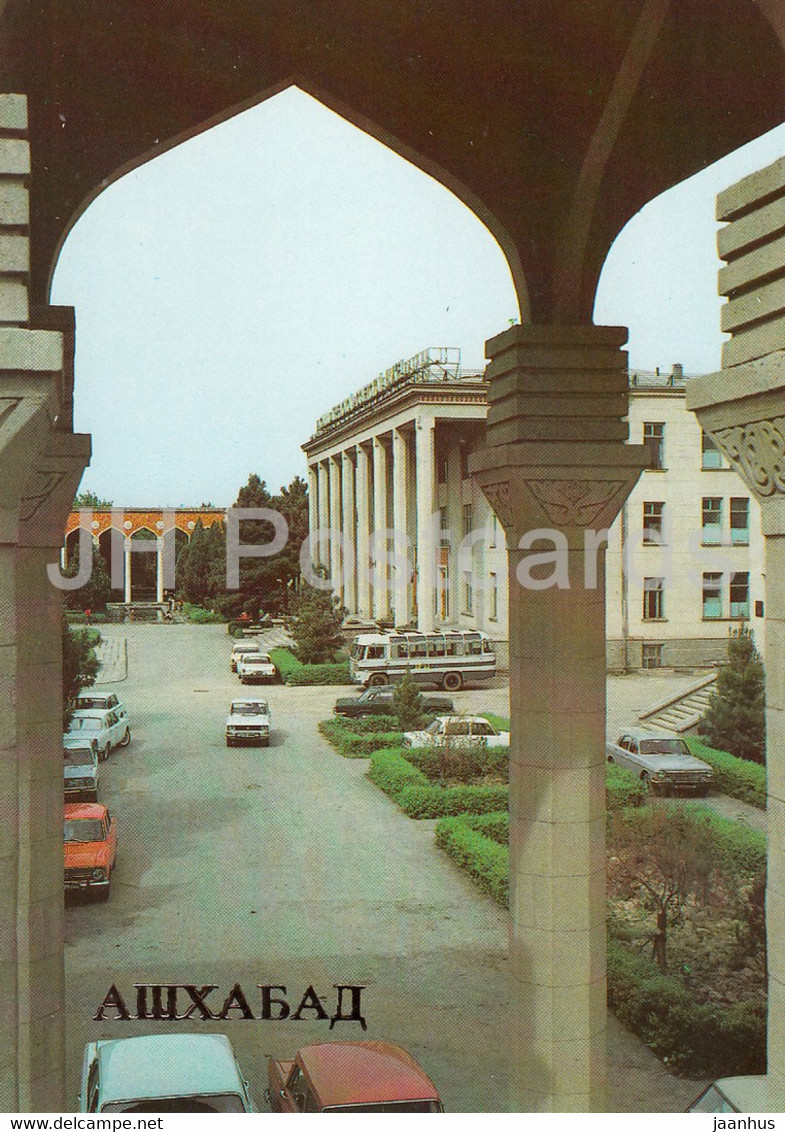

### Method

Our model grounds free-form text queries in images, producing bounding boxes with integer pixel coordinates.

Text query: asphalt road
[64,624,707,1112]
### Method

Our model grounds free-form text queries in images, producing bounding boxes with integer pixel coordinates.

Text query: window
[643,422,665,468]
[437,452,448,483]
[642,577,664,620]
[489,572,498,620]
[462,503,473,539]
[702,497,722,544]
[439,506,450,546]
[730,497,750,544]
[702,572,722,619]
[701,430,725,469]
[490,512,499,548]
[642,643,664,669]
[462,571,473,614]
[730,572,750,618]
[642,502,664,545]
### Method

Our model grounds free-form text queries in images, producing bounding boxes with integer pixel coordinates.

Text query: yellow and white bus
[348,630,497,690]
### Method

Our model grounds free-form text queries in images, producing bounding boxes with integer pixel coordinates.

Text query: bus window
[445,638,464,657]
[482,639,494,653]
[392,641,409,659]
[366,645,384,659]
[467,637,482,656]
[409,640,427,659]
[427,637,445,657]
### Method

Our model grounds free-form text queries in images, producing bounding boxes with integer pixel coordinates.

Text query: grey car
[606,726,714,795]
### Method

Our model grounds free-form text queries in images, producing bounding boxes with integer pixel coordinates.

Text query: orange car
[265,1042,443,1113]
[64,802,118,901]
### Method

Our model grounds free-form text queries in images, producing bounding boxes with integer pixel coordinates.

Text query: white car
[63,743,99,801]
[66,708,131,761]
[606,727,714,795]
[230,639,260,672]
[403,715,510,748]
[236,651,278,684]
[76,690,128,725]
[225,698,272,747]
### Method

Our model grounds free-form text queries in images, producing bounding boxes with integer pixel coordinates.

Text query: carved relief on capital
[479,481,516,536]
[524,479,628,528]
[712,416,785,499]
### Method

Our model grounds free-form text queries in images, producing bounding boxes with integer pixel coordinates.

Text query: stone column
[328,455,342,599]
[470,324,647,1112]
[307,464,318,562]
[684,153,785,1112]
[155,539,164,603]
[415,415,436,632]
[317,460,329,569]
[123,541,132,603]
[392,428,410,626]
[372,437,389,621]
[446,439,463,623]
[355,444,371,618]
[341,450,356,613]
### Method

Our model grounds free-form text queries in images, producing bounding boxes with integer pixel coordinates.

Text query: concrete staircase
[638,672,717,733]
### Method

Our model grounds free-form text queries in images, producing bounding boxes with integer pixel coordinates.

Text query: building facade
[304,355,764,671]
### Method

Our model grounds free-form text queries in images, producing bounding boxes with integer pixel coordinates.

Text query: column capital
[18,430,91,548]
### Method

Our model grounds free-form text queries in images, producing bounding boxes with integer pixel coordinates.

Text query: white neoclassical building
[303,351,765,671]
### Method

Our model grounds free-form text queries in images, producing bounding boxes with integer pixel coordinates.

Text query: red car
[265,1042,443,1113]
[64,802,118,901]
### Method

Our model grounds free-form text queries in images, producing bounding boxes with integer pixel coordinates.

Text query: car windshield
[232,702,267,714]
[78,697,108,709]
[69,718,102,732]
[102,1095,246,1113]
[64,750,94,767]
[639,739,691,757]
[64,819,104,842]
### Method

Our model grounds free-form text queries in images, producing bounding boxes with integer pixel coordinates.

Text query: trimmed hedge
[686,736,766,810]
[452,811,509,845]
[607,938,765,1077]
[271,647,351,686]
[681,802,766,878]
[368,750,509,818]
[318,719,404,758]
[606,763,647,810]
[435,818,509,905]
[405,744,509,784]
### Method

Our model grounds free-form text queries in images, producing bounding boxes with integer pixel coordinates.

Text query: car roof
[65,802,107,819]
[95,1034,243,1103]
[298,1042,440,1107]
[434,715,493,725]
[77,691,116,700]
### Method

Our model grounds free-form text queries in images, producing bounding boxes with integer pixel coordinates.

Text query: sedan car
[225,698,272,746]
[66,708,131,760]
[266,1041,443,1113]
[79,1033,255,1112]
[76,691,128,723]
[606,727,714,795]
[403,715,510,748]
[687,1075,767,1112]
[64,802,117,900]
[63,744,99,802]
[333,687,454,718]
[230,639,260,672]
[236,651,278,683]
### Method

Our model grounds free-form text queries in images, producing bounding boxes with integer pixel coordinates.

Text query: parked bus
[349,630,497,690]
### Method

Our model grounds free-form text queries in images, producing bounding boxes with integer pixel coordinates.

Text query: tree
[62,613,101,726]
[699,625,766,764]
[62,540,112,612]
[392,668,426,730]
[608,806,718,972]
[286,578,346,664]
[176,520,226,605]
[229,473,310,616]
[73,490,113,507]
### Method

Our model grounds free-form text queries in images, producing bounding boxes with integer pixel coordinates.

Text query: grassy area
[271,647,351,686]
[686,735,766,809]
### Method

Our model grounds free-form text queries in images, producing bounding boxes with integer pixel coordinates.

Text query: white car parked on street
[66,708,131,761]
[230,640,260,672]
[236,652,278,684]
[403,715,510,748]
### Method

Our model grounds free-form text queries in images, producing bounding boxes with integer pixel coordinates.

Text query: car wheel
[607,755,615,764]
[368,673,388,687]
[443,672,462,691]
[87,790,98,802]
[100,745,110,761]
[640,772,652,792]
[118,727,131,748]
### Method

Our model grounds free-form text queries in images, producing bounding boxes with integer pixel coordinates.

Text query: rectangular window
[462,571,473,615]
[701,430,725,469]
[702,497,722,544]
[703,572,723,620]
[439,506,450,546]
[644,422,665,469]
[489,572,498,620]
[730,572,750,619]
[642,643,664,669]
[642,501,664,545]
[730,497,750,544]
[490,512,499,548]
[462,503,473,539]
[642,577,664,620]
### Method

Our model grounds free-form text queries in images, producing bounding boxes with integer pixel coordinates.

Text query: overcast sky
[50,87,785,507]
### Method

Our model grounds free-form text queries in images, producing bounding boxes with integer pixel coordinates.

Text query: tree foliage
[62,614,101,726]
[392,668,426,730]
[73,490,113,507]
[699,626,766,764]
[62,539,112,611]
[175,520,226,606]
[286,579,346,665]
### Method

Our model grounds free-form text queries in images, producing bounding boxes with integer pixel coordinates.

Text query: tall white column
[124,541,132,603]
[392,428,409,626]
[155,540,164,603]
[446,439,463,624]
[307,464,318,560]
[355,444,371,618]
[341,450,356,613]
[415,415,436,632]
[317,460,329,569]
[328,456,342,599]
[372,437,389,621]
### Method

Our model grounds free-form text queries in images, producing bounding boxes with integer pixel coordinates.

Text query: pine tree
[392,667,426,730]
[698,625,766,764]
[286,579,346,664]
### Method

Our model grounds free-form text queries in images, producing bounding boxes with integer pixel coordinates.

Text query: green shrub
[481,713,510,732]
[334,715,402,734]
[445,810,509,846]
[271,647,351,686]
[607,938,765,1077]
[680,803,766,878]
[686,736,766,809]
[182,603,224,624]
[368,750,430,796]
[435,818,509,905]
[398,782,510,819]
[606,763,647,810]
[405,744,509,784]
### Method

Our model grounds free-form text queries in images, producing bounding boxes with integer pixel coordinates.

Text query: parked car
[403,715,510,748]
[63,744,99,802]
[78,1033,255,1112]
[687,1075,767,1112]
[76,691,128,723]
[265,1041,443,1113]
[333,687,454,718]
[66,708,130,760]
[606,727,714,795]
[230,640,260,672]
[225,698,272,747]
[236,651,278,684]
[64,802,117,900]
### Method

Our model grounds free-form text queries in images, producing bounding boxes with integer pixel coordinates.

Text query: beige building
[304,355,765,671]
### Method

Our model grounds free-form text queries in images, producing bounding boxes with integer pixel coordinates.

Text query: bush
[686,736,766,809]
[182,602,224,624]
[444,810,509,846]
[405,744,509,784]
[699,626,765,764]
[607,938,766,1077]
[435,818,509,905]
[317,719,403,757]
[271,647,351,686]
[392,669,426,730]
[367,749,430,795]
[481,713,510,732]
[606,763,647,810]
[680,803,766,878]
